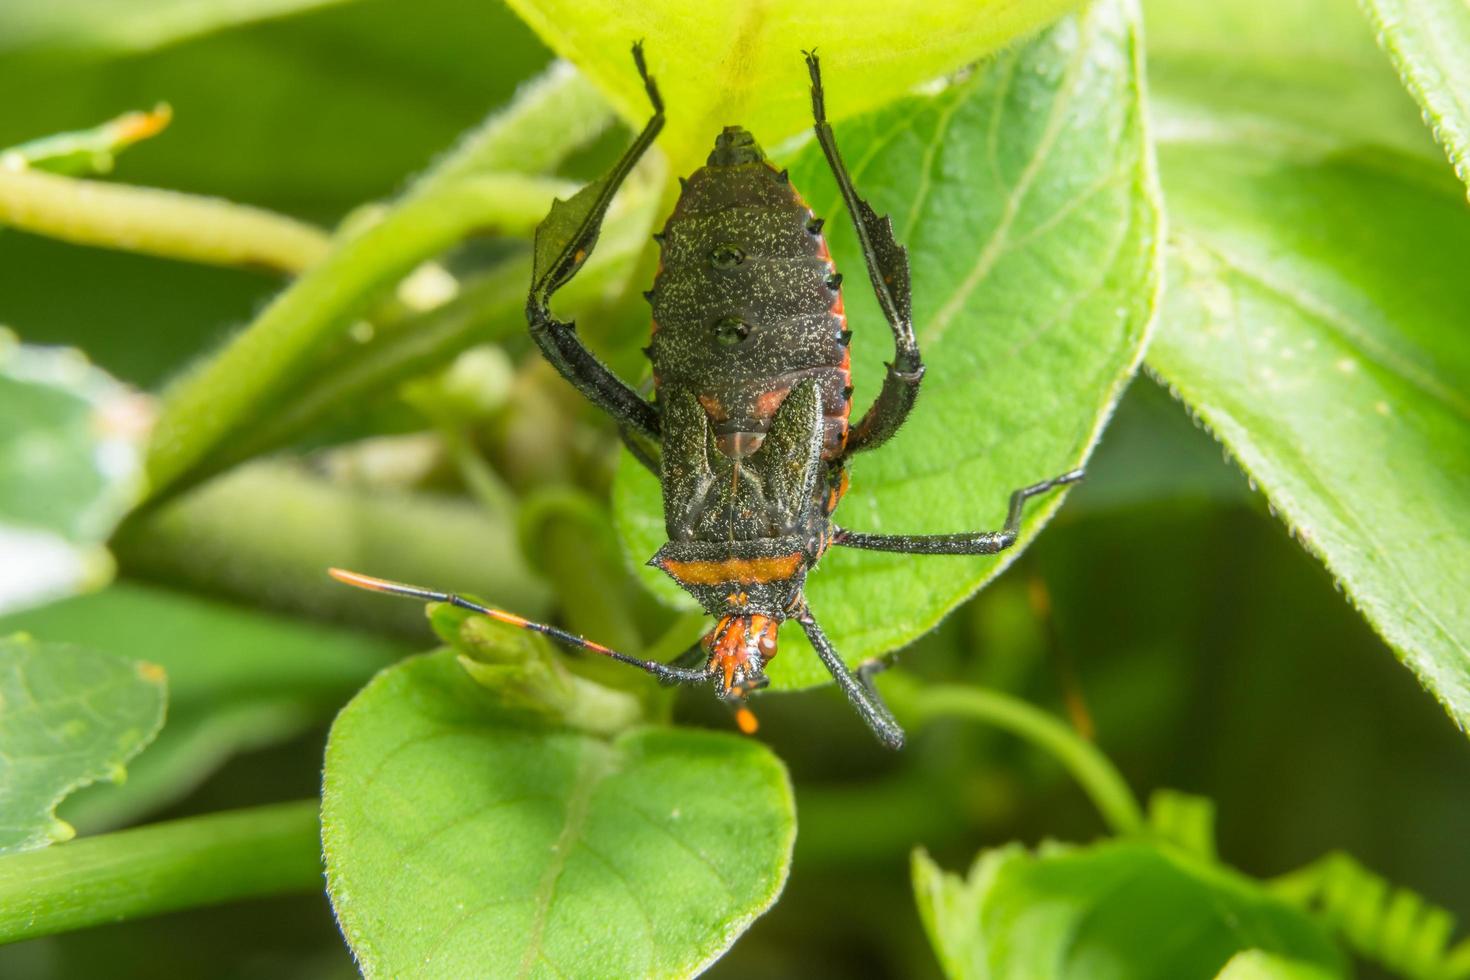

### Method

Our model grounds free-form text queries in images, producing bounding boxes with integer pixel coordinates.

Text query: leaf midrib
[517,740,617,979]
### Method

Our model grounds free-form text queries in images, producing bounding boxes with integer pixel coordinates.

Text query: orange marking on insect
[830,289,845,319]
[328,568,399,593]
[734,707,760,735]
[659,553,804,585]
[573,247,588,264]
[489,610,530,629]
[698,393,728,422]
[726,590,749,605]
[752,385,790,420]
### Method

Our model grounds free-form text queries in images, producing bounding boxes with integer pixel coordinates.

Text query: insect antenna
[328,568,707,685]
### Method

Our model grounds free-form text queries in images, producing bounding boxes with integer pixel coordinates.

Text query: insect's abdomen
[648,127,850,460]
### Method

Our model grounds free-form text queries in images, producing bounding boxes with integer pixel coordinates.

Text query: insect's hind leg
[526,42,663,440]
[832,468,1085,555]
[795,607,905,750]
[804,50,923,459]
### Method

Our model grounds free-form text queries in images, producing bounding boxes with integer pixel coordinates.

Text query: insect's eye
[712,315,751,346]
[710,243,746,270]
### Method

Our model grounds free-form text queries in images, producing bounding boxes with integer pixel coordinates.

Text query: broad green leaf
[0,582,402,832]
[0,334,148,615]
[616,0,1159,687]
[1145,0,1470,729]
[504,0,1084,172]
[912,842,1345,980]
[1144,0,1441,163]
[0,635,166,854]
[1359,0,1470,195]
[322,649,794,978]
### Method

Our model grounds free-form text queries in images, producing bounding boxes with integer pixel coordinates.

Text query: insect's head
[704,613,777,705]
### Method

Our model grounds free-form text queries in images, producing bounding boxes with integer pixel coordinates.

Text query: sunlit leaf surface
[504,0,1085,172]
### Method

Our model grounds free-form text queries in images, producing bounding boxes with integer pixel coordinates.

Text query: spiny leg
[328,568,706,685]
[527,42,663,440]
[795,607,905,750]
[832,468,1084,555]
[804,50,923,458]
[618,422,662,475]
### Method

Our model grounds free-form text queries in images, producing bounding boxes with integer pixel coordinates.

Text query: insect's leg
[328,568,706,685]
[804,50,923,459]
[527,42,663,440]
[832,468,1084,555]
[619,422,662,474]
[656,638,708,686]
[795,607,905,750]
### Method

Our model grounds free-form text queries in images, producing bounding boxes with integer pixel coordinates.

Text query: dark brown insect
[333,44,1081,748]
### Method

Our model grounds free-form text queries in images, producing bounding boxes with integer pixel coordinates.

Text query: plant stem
[0,166,330,273]
[0,800,320,944]
[882,674,1144,836]
[142,61,616,503]
[144,173,575,501]
[113,461,552,637]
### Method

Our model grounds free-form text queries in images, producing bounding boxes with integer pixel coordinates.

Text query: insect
[331,44,1082,749]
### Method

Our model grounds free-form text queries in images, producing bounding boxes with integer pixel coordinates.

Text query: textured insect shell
[648,142,852,465]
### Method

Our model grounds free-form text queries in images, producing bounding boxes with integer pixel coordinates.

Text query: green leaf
[0,334,148,615]
[615,0,1159,687]
[504,0,1087,173]
[912,841,1346,980]
[322,649,794,978]
[0,634,166,854]
[0,582,402,832]
[1145,0,1470,729]
[1359,0,1470,195]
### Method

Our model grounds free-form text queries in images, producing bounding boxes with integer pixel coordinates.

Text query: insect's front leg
[526,42,663,440]
[832,469,1085,555]
[804,51,923,459]
[794,606,905,750]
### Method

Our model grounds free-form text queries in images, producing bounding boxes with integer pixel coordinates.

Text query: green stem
[0,166,330,273]
[113,461,552,637]
[0,800,320,944]
[144,173,575,501]
[142,61,615,503]
[883,674,1144,836]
